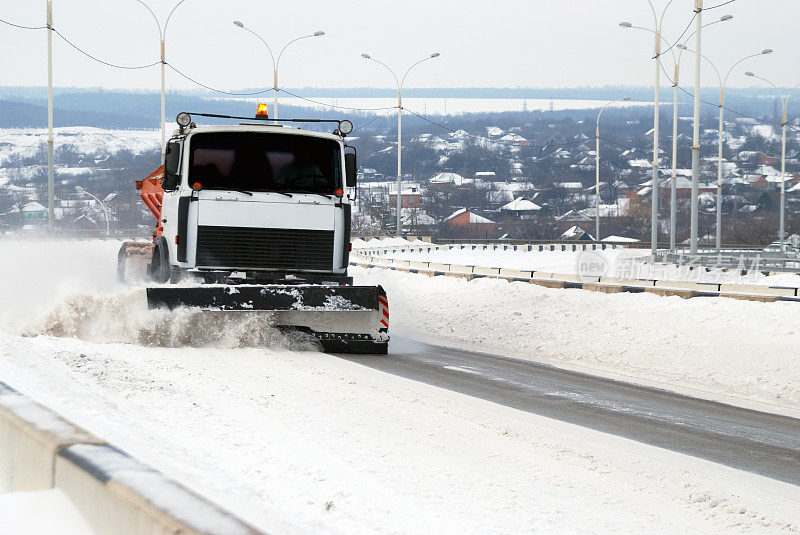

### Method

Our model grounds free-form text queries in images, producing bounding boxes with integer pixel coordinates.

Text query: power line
[0,18,46,30]
[351,108,397,133]
[52,28,159,70]
[166,63,274,96]
[655,59,800,134]
[656,12,696,60]
[705,0,737,10]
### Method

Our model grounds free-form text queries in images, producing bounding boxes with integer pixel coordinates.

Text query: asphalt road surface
[335,336,800,486]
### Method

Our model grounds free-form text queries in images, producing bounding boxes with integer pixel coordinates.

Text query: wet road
[335,337,800,485]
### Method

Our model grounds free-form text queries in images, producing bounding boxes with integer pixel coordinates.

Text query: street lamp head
[361,53,371,59]
[74,186,85,193]
[762,49,773,55]
[430,52,440,58]
[745,71,755,77]
[719,15,733,21]
[676,44,687,50]
[622,97,631,101]
[619,21,632,28]
[314,31,325,36]
[233,20,244,28]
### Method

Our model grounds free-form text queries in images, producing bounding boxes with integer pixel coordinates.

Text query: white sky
[1,0,798,92]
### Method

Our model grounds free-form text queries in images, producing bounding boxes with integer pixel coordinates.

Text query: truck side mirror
[345,150,357,188]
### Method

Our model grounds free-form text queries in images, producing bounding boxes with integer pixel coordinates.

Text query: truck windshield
[188,132,341,194]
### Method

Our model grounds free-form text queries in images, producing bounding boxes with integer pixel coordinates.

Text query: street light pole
[233,22,325,123]
[620,0,675,255]
[746,73,800,252]
[75,186,110,233]
[46,0,55,233]
[623,15,732,251]
[361,52,440,235]
[689,0,703,254]
[596,97,631,242]
[678,49,772,253]
[135,0,189,164]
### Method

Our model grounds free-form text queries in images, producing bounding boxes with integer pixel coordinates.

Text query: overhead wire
[0,18,46,30]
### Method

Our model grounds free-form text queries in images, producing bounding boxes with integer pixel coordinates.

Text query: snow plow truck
[117,108,389,354]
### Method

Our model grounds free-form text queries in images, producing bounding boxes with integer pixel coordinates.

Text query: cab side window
[163,141,182,190]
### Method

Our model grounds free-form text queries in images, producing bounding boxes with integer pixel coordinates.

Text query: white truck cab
[153,122,356,284]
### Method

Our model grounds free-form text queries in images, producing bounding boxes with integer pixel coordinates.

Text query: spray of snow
[0,240,316,351]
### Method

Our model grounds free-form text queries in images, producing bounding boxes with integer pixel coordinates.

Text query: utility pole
[46,0,55,233]
[690,0,703,254]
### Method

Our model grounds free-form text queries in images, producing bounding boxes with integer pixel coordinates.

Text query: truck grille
[196,226,334,271]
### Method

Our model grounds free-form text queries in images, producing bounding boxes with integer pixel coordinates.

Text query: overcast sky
[1,0,798,92]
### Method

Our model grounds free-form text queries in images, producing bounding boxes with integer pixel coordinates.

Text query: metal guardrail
[654,251,800,275]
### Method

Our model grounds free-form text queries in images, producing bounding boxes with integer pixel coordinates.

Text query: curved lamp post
[745,72,800,252]
[361,52,440,235]
[75,186,110,233]
[233,21,324,123]
[619,0,677,256]
[135,0,190,164]
[678,46,772,253]
[596,97,631,242]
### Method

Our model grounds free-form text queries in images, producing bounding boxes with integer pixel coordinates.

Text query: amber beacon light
[256,103,269,119]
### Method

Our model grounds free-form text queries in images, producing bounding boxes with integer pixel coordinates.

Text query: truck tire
[150,238,170,284]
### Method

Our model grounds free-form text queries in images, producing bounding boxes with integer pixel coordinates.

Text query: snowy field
[0,240,799,533]
[373,243,800,286]
[0,127,159,166]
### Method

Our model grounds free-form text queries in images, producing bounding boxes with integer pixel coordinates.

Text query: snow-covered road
[1,240,799,533]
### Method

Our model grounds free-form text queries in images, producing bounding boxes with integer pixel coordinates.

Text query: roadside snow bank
[352,266,800,410]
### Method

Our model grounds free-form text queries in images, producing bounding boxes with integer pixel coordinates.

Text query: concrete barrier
[443,272,475,281]
[644,287,694,299]
[654,280,716,291]
[56,444,263,535]
[0,382,267,534]
[448,264,474,273]
[555,273,601,284]
[0,383,103,492]
[582,283,625,294]
[719,292,778,302]
[427,262,451,271]
[718,283,797,297]
[472,266,501,276]
[498,268,534,279]
[599,276,654,287]
[530,279,565,289]
[531,272,554,280]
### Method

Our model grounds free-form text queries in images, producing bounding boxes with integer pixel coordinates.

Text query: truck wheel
[150,240,170,284]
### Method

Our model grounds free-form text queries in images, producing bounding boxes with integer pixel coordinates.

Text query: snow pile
[0,240,314,351]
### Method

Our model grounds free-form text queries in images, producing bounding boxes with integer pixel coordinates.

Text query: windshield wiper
[232,189,254,196]
[271,191,293,198]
